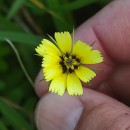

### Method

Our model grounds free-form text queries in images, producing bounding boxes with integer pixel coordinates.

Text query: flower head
[35,31,103,96]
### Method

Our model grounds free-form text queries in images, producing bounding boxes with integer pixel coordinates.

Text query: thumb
[75,90,130,130]
[35,89,130,130]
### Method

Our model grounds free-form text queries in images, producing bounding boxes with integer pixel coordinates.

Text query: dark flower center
[59,53,80,73]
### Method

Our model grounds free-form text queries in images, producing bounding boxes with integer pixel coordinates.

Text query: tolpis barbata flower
[35,31,103,96]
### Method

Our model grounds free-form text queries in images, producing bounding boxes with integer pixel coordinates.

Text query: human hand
[34,0,130,130]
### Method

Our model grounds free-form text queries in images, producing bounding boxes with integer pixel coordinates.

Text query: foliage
[0,0,111,129]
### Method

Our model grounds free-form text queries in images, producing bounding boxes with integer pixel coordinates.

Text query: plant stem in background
[5,39,34,87]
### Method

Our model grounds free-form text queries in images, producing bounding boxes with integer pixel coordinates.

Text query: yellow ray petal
[67,73,83,96]
[42,39,61,55]
[42,54,61,68]
[73,40,103,64]
[35,42,46,56]
[83,50,103,64]
[73,40,92,59]
[49,74,67,96]
[43,64,62,81]
[35,39,61,56]
[75,66,96,83]
[55,32,72,53]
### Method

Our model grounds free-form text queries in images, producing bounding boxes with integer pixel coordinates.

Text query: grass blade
[0,99,33,130]
[62,0,97,11]
[5,39,34,87]
[0,31,42,45]
[0,121,8,130]
[7,0,26,19]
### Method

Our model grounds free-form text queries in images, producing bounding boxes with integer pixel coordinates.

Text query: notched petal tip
[48,74,67,96]
[75,66,96,83]
[67,73,83,96]
[35,44,45,56]
[68,90,83,96]
[49,88,64,96]
[54,31,72,53]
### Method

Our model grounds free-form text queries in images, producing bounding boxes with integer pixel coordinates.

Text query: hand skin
[34,0,130,130]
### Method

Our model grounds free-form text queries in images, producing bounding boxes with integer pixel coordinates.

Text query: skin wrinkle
[75,101,130,130]
[105,105,130,130]
[80,88,130,113]
[74,102,107,130]
[126,125,130,130]
[104,116,130,130]
[75,104,106,130]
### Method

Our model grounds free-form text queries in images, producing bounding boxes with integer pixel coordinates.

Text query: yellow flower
[35,31,103,96]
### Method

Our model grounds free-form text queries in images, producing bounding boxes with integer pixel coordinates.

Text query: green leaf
[0,44,10,57]
[62,0,97,11]
[0,59,8,72]
[0,16,23,31]
[7,87,25,103]
[0,81,6,90]
[7,0,26,19]
[23,97,37,111]
[0,0,4,12]
[0,99,33,130]
[46,0,74,31]
[0,31,42,45]
[0,121,8,130]
[97,0,112,5]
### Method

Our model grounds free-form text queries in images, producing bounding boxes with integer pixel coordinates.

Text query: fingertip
[35,93,83,130]
[34,69,49,97]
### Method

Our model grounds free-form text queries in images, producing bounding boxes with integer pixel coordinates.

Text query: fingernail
[35,93,83,130]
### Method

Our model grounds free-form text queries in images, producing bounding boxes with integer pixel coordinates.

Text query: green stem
[5,39,34,87]
[69,29,75,56]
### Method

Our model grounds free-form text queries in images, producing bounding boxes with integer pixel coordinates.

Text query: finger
[35,92,83,130]
[35,89,130,130]
[34,70,48,97]
[106,65,130,105]
[76,90,130,130]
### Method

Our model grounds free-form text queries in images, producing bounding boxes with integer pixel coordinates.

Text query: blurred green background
[0,0,111,130]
